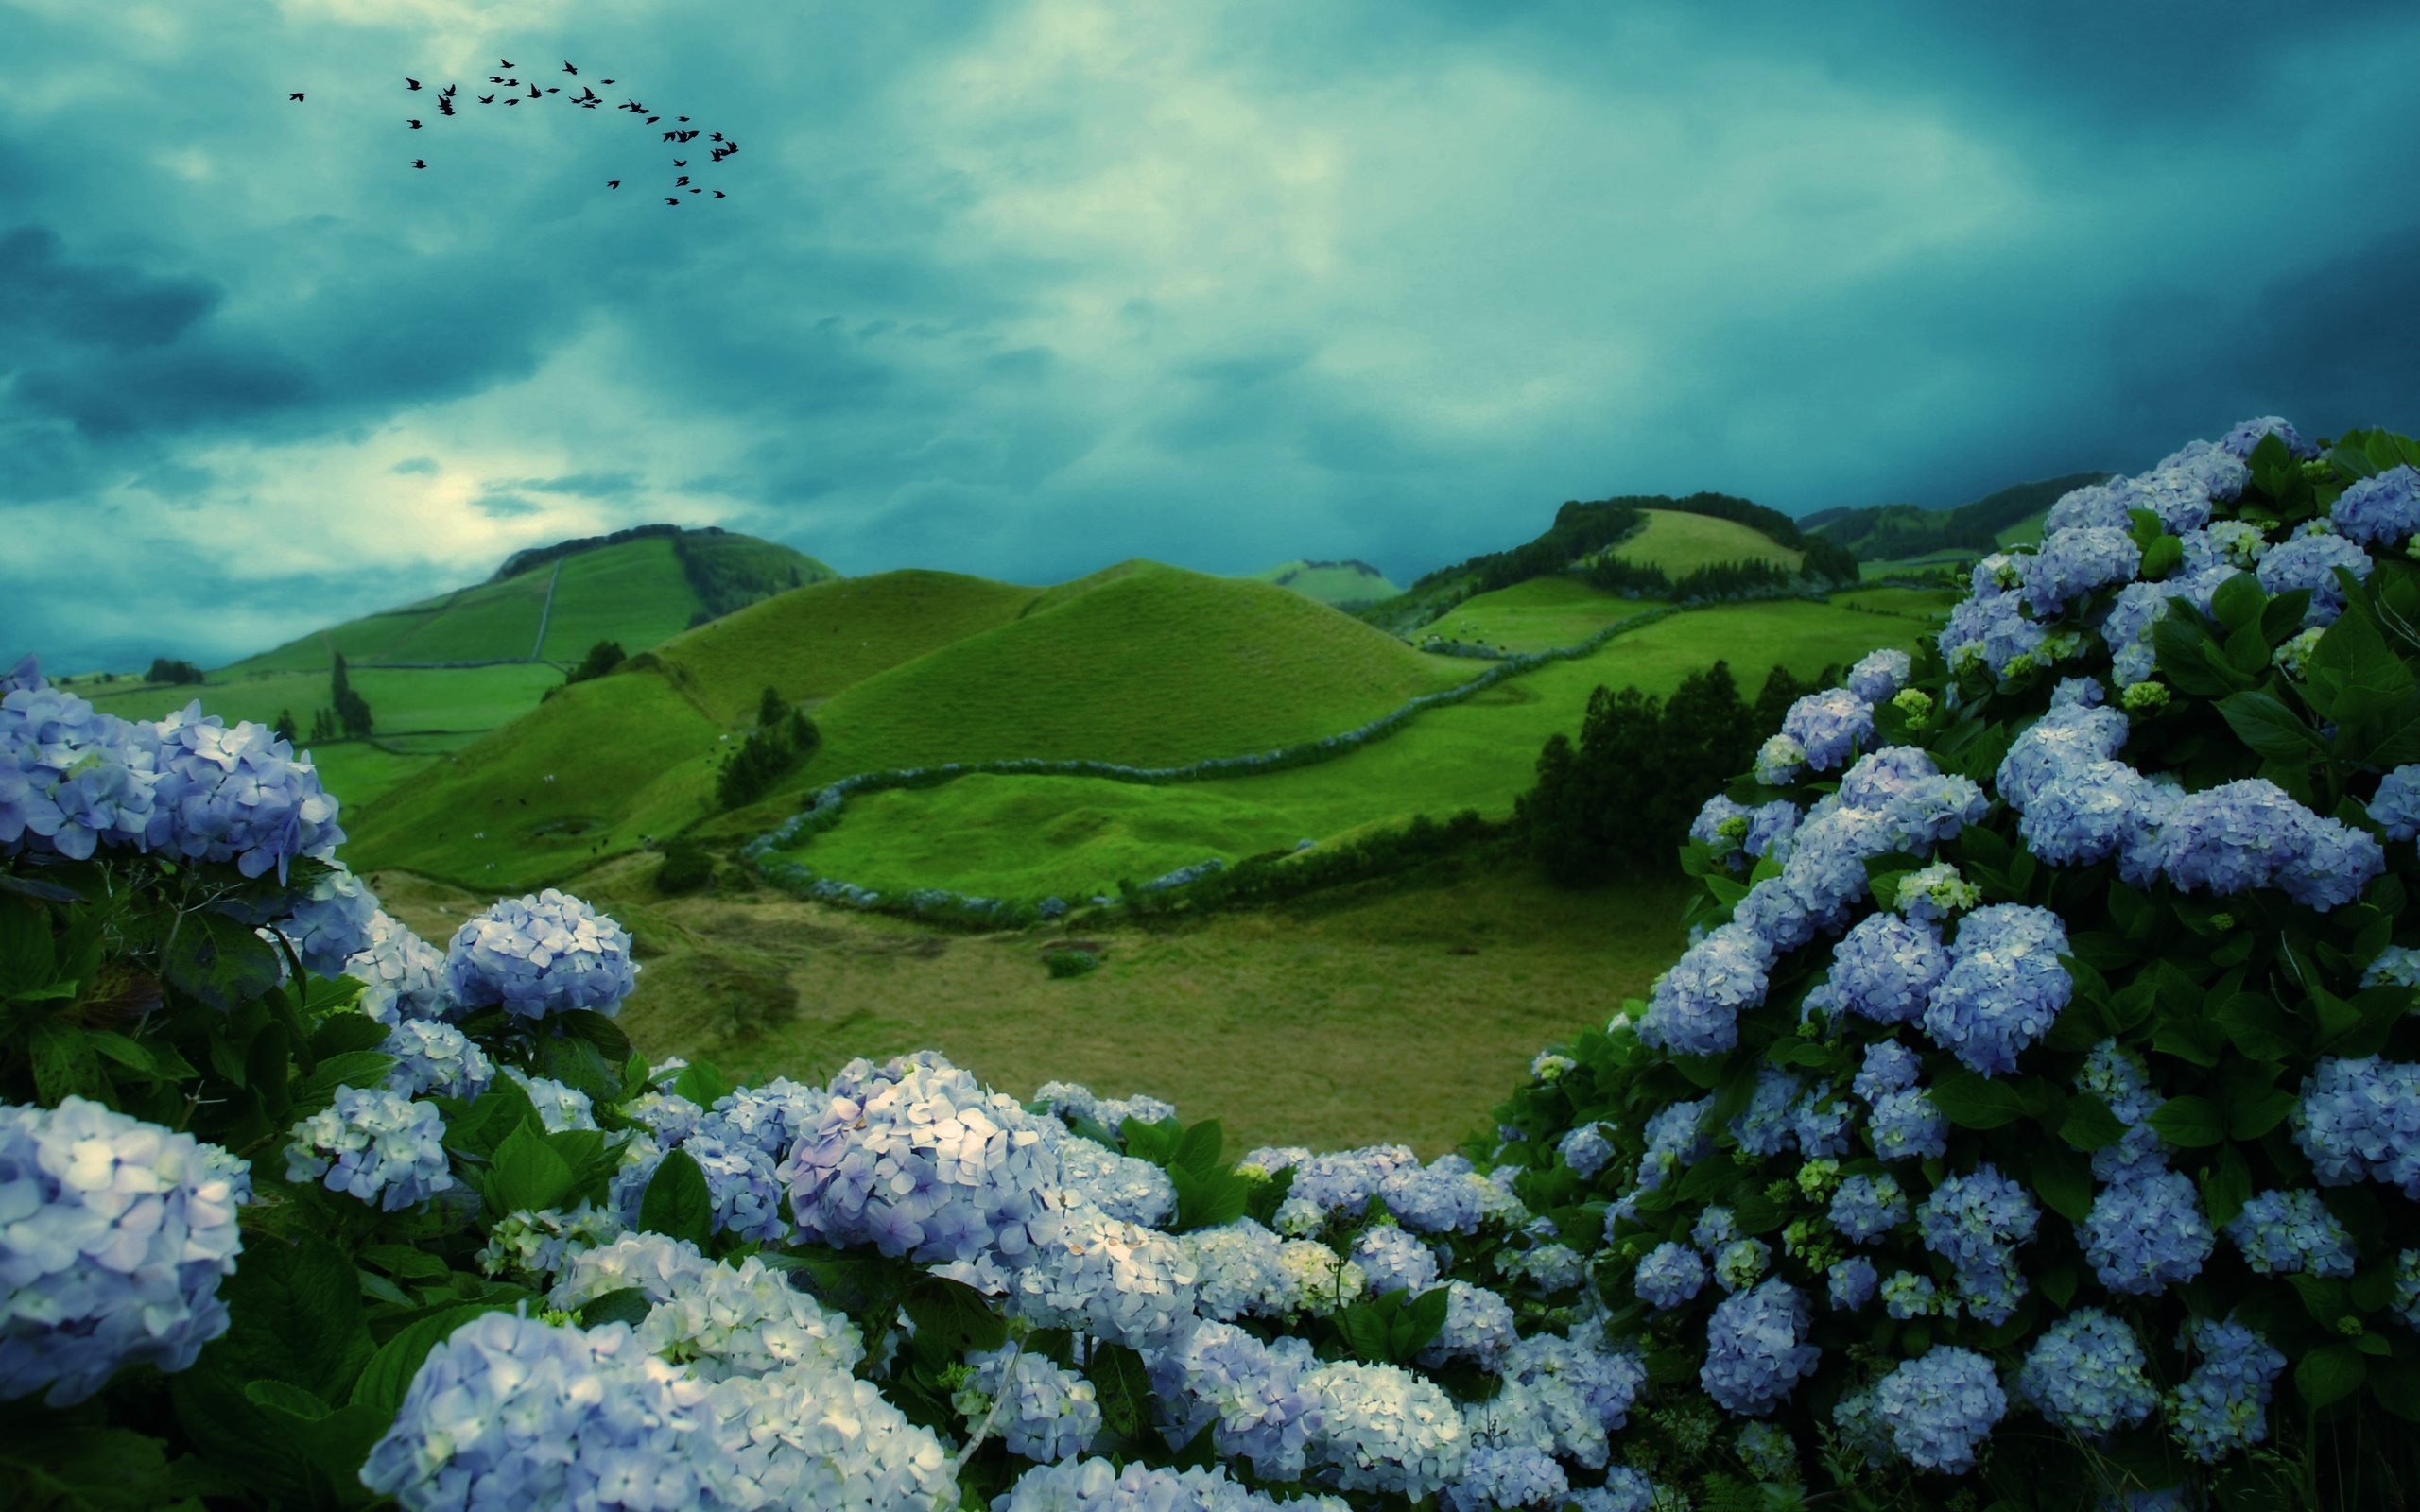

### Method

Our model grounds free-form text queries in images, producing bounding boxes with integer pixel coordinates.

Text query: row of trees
[716,686,821,809]
[1579,555,1800,601]
[1515,660,1817,885]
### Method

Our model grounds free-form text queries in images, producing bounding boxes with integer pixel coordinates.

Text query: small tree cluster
[715,687,821,810]
[330,652,373,738]
[146,657,205,685]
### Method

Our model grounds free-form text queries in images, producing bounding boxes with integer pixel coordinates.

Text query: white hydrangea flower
[551,1230,715,1312]
[1054,1134,1177,1228]
[957,1344,1101,1463]
[1011,1198,1201,1348]
[1305,1357,1469,1497]
[475,1204,625,1286]
[1182,1219,1300,1320]
[504,1067,598,1132]
[635,1255,864,1382]
[1277,1240,1366,1316]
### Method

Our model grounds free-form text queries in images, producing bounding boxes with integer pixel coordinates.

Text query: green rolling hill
[1250,558,1404,608]
[1600,509,1802,576]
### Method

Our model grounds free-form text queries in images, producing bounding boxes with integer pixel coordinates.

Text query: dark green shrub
[656,842,715,895]
[1045,948,1100,978]
[568,640,627,683]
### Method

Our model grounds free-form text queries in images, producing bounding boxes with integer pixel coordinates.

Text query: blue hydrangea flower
[1827,1175,1907,1244]
[1782,689,1875,772]
[0,1099,249,1406]
[2256,532,2373,626]
[2014,1309,2156,1439]
[2080,1167,2212,1295]
[1637,922,1772,1057]
[2023,527,2142,616]
[1754,733,1806,787]
[2113,467,2216,535]
[2021,759,2156,868]
[1354,1225,1441,1296]
[2369,765,2420,841]
[1380,1153,1513,1235]
[1415,1280,1518,1368]
[1443,1444,1568,1512]
[681,1134,789,1245]
[1874,1347,2006,1472]
[505,1068,597,1132]
[444,888,638,1019]
[2225,1188,2357,1277]
[1867,1088,1948,1162]
[1894,862,1982,924]
[2098,581,2169,679]
[1916,1164,2039,1325]
[1691,1206,1738,1252]
[2394,1250,2420,1333]
[1848,649,1912,703]
[2156,438,2253,502]
[1854,1041,1923,1101]
[1699,1280,1818,1417]
[1880,1271,1942,1319]
[2331,463,2420,547]
[1288,1143,1419,1220]
[2051,675,2105,708]
[1923,904,2072,1076]
[1997,703,2129,813]
[998,1458,1273,1512]
[284,1085,453,1211]
[2292,1056,2420,1197]
[380,1019,494,1101]
[1836,746,1940,816]
[962,1343,1102,1465]
[2076,1039,2167,1182]
[1558,1124,1615,1180]
[1147,1320,1320,1479]
[1712,1239,1772,1293]
[1737,799,1897,949]
[345,911,451,1024]
[1830,913,1947,1025]
[1743,799,1800,862]
[2366,945,2420,989]
[2167,1316,2287,1463]
[1827,1256,1877,1311]
[2047,483,2133,534]
[699,1078,832,1165]
[268,866,379,977]
[1729,1070,1803,1158]
[2158,779,2384,911]
[1572,1469,1665,1512]
[1637,1099,1713,1191]
[1,686,160,861]
[1633,1242,1705,1310]
[1690,794,1753,858]
[1790,1088,1854,1159]
[141,702,344,879]
[2218,415,2316,460]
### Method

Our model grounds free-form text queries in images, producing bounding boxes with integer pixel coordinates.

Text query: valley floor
[367,854,1691,1157]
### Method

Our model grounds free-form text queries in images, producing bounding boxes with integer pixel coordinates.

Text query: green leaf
[2139,533,2184,580]
[1401,1282,1452,1357]
[27,1020,104,1104]
[0,1423,177,1512]
[669,1060,729,1107]
[2296,1343,2368,1409]
[2227,1089,2299,1142]
[2260,589,2314,648]
[309,1012,391,1059]
[0,895,57,1000]
[576,1287,653,1330]
[902,1276,1008,1355]
[2210,571,2269,631]
[288,1050,398,1119]
[489,1121,579,1216]
[2038,1265,2078,1311]
[637,1148,715,1248]
[1929,1072,2028,1130]
[2057,1093,2129,1151]
[552,1009,632,1064]
[2216,992,2299,1061]
[1169,1164,1251,1232]
[2370,1354,2420,1422]
[2200,1143,2255,1228]
[164,909,283,1012]
[2031,1142,2094,1222]
[2148,1096,2225,1148]
[1170,1119,1225,1180]
[245,1379,333,1422]
[2218,691,2328,762]
[1086,1342,1154,1441]
[206,1234,376,1401]
[1119,1117,1181,1166]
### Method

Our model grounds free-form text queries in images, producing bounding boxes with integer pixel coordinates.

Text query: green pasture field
[535,537,709,662]
[1995,508,2048,548]
[230,570,555,673]
[773,598,1928,900]
[1250,559,1404,608]
[1608,508,1803,576]
[649,570,1040,726]
[773,563,1477,789]
[1425,576,1664,653]
[370,857,1695,1156]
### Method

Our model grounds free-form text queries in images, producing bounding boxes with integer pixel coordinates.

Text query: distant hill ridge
[1252,558,1404,608]
[1802,472,2113,561]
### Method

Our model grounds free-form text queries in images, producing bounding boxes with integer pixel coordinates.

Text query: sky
[6,0,2419,670]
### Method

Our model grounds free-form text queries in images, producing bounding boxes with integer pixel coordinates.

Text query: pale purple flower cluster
[380,1020,495,1101]
[1633,1243,1703,1310]
[284,1084,453,1211]
[699,1078,831,1165]
[1728,1069,1802,1158]
[1699,1280,1817,1416]
[1997,704,2129,813]
[2332,464,2420,547]
[1847,648,1912,703]
[1922,904,2072,1076]
[1,682,159,862]
[1557,1125,1615,1180]
[2256,532,2372,626]
[1635,1099,1712,1192]
[1915,1164,2038,1325]
[2014,1309,2155,1440]
[1637,923,1772,1057]
[2291,1056,2420,1197]
[1285,1144,1419,1221]
[142,702,344,879]
[268,865,379,976]
[683,1135,789,1245]
[2099,580,2170,686]
[2217,415,2314,460]
[2159,779,2383,910]
[1939,591,2046,677]
[2076,1040,2166,1182]
[2113,467,2217,535]
[1791,1088,1854,1158]
[1827,1175,1907,1244]
[1781,688,1874,772]
[2079,1166,2213,1296]
[444,888,639,1018]
[2047,482,2132,534]
[1148,1321,1321,1480]
[2369,765,2420,841]
[2224,1188,2356,1277]
[0,1098,249,1406]
[1353,1225,1440,1296]
[345,911,452,1024]
[2156,438,2252,502]
[2168,1316,2287,1463]
[2019,758,2153,868]
[1826,1256,1877,1311]
[2023,527,2141,616]
[1829,913,1946,1024]
[1854,1042,1947,1163]
[1868,1347,2005,1473]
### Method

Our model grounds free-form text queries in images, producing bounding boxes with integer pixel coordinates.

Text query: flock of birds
[287,60,740,205]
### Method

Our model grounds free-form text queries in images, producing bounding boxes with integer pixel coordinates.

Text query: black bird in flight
[441,83,457,96]
[528,85,542,99]
[563,61,577,74]
[600,78,615,85]
[665,197,678,205]
[479,94,494,103]
[710,132,723,142]
[438,96,454,115]
[407,118,423,128]
[675,175,690,186]
[647,115,660,123]
[406,77,422,90]
[607,180,620,189]
[673,159,685,166]
[288,92,303,101]
[499,58,514,67]
[712,190,724,198]
[677,115,689,122]
[411,159,426,168]
[489,76,504,83]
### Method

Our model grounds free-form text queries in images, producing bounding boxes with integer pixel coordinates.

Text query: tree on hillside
[330,653,373,738]
[567,640,627,684]
[716,689,821,810]
[1517,661,1763,885]
[273,709,298,746]
[147,658,205,686]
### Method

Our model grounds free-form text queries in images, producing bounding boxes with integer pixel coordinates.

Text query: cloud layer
[7,0,2419,667]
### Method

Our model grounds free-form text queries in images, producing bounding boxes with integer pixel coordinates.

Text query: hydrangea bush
[1488,419,2420,1507]
[9,414,2420,1511]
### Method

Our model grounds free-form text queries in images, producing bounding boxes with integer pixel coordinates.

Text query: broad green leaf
[1086,1343,1153,1440]
[488,1122,579,1216]
[902,1276,1008,1355]
[2370,1355,2420,1423]
[2148,1096,2225,1148]
[1169,1165,1251,1232]
[2216,993,2300,1062]
[2210,571,2268,631]
[2259,588,2312,648]
[2056,1093,2128,1151]
[164,909,283,1012]
[2227,1088,2299,1142]
[552,1009,632,1063]
[2031,1143,2093,1222]
[577,1288,653,1330]
[1928,1072,2027,1130]
[27,1021,104,1104]
[670,1060,729,1108]
[0,1423,177,1512]
[288,1051,397,1119]
[2139,533,2184,580]
[637,1148,715,1248]
[1120,1117,1182,1166]
[206,1233,376,1402]
[245,1380,333,1422]
[2199,1143,2254,1228]
[1171,1119,1225,1180]
[2296,1344,2367,1409]
[0,894,56,1000]
[309,1012,391,1059]
[2218,692,2328,762]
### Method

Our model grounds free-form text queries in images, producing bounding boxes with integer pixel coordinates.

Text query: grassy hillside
[774,597,1932,901]
[1251,559,1404,608]
[1600,509,1802,576]
[647,570,1038,726]
[1424,577,1663,653]
[1807,472,2109,562]
[781,563,1476,786]
[226,529,833,674]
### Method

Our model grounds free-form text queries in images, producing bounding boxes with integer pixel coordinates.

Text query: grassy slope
[1252,560,1405,607]
[649,571,1038,726]
[778,564,1476,787]
[536,538,706,662]
[1996,509,2049,549]
[372,857,1694,1156]
[781,598,1930,899]
[1425,577,1664,653]
[1613,509,1804,576]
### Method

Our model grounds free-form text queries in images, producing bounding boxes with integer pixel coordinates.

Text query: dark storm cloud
[6,0,2420,669]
